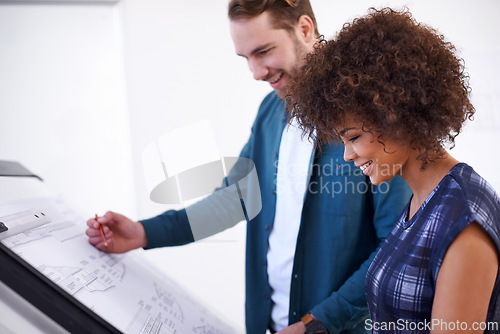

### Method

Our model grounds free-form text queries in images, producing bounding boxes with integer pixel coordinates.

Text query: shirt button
[294,274,298,279]
[273,153,278,158]
[265,295,270,300]
[293,311,297,316]
[271,190,276,195]
[264,225,270,230]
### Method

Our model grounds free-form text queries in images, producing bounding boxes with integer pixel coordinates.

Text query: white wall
[1,0,499,332]
[0,2,135,218]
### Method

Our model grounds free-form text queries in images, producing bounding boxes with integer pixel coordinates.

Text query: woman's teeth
[360,161,372,171]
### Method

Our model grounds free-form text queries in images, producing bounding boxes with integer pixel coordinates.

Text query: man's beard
[276,40,309,100]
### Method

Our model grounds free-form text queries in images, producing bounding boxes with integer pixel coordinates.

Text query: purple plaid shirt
[366,163,500,333]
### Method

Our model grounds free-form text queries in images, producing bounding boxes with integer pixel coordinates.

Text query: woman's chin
[369,175,392,186]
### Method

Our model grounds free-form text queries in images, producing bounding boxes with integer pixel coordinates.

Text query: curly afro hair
[287,7,474,166]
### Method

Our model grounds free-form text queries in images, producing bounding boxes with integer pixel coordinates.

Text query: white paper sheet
[0,196,239,334]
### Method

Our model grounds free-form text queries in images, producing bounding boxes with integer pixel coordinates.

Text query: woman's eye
[349,135,360,142]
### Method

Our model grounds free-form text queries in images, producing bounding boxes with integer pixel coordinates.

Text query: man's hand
[276,321,306,334]
[86,211,147,253]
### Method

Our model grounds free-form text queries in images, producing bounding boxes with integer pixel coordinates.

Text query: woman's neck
[402,150,459,220]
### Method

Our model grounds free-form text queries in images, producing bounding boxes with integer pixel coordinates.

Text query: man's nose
[248,59,268,81]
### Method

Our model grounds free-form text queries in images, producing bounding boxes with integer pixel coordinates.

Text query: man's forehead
[230,13,286,56]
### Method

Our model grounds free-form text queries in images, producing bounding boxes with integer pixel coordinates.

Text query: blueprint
[0,196,240,334]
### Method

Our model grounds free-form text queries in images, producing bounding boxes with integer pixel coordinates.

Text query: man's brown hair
[228,0,319,37]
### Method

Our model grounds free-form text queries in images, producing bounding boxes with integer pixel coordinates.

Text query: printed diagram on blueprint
[0,196,239,334]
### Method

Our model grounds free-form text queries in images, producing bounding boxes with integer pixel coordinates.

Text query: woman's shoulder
[437,162,500,239]
[447,163,500,216]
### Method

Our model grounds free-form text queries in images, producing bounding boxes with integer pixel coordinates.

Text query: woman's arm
[431,222,499,333]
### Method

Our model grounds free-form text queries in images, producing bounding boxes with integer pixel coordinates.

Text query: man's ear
[296,15,315,44]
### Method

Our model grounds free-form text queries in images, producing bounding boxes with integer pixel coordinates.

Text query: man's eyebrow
[237,43,273,58]
[338,127,358,137]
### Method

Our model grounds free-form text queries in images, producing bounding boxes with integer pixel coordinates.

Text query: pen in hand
[95,214,108,247]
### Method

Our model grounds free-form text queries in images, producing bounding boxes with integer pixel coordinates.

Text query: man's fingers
[87,218,97,228]
[88,235,103,245]
[86,227,100,237]
[88,235,114,251]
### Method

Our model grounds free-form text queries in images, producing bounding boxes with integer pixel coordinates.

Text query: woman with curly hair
[288,7,500,332]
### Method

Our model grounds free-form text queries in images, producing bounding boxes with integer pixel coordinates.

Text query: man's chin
[274,87,287,100]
